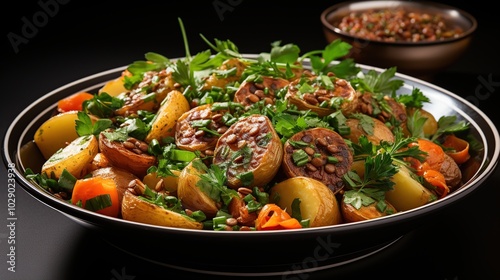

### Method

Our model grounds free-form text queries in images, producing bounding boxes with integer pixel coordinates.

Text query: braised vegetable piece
[121,179,203,229]
[98,71,129,97]
[346,159,435,212]
[282,127,353,194]
[201,58,248,91]
[34,110,98,160]
[270,176,342,227]
[440,154,463,189]
[144,90,191,143]
[344,115,395,144]
[341,198,396,223]
[233,76,289,107]
[71,175,120,218]
[255,203,302,230]
[286,73,360,117]
[175,103,229,155]
[57,92,94,113]
[91,166,140,209]
[114,69,180,116]
[98,130,157,178]
[41,135,99,179]
[177,160,220,218]
[357,92,407,125]
[407,138,462,196]
[441,134,470,165]
[213,114,283,189]
[143,170,181,196]
[386,163,436,211]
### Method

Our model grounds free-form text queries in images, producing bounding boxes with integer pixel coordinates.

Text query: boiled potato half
[143,169,181,195]
[41,134,99,179]
[344,117,395,144]
[386,163,436,211]
[34,110,80,160]
[341,199,397,223]
[270,176,342,227]
[144,90,190,143]
[350,160,436,211]
[121,191,203,229]
[177,160,219,218]
[99,76,127,97]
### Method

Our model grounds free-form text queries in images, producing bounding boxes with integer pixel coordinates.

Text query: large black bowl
[3,59,499,276]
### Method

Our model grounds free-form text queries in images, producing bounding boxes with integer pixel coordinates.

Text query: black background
[1,1,499,279]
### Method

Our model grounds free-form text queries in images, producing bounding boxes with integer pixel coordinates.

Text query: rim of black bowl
[320,0,478,46]
[2,58,499,239]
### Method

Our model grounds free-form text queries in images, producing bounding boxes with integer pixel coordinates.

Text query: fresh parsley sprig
[191,159,238,206]
[82,92,124,118]
[397,87,430,109]
[299,39,360,78]
[75,111,113,137]
[344,129,426,211]
[343,152,397,211]
[125,52,172,90]
[350,67,404,96]
[430,115,469,142]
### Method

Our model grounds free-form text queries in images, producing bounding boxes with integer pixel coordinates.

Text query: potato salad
[25,28,476,231]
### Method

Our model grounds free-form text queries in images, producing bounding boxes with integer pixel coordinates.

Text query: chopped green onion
[328,156,339,163]
[289,140,311,148]
[337,125,351,135]
[212,216,228,229]
[84,194,112,212]
[237,171,254,186]
[246,200,261,212]
[58,169,77,192]
[292,149,309,166]
[170,149,197,162]
[148,138,163,155]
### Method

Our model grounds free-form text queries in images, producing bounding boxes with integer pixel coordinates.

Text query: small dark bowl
[3,60,498,276]
[321,0,477,79]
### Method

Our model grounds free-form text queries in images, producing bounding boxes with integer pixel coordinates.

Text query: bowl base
[103,234,404,276]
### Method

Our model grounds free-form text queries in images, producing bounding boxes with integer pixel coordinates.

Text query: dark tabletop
[1,1,499,279]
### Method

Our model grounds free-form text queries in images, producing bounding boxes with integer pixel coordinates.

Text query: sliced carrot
[407,138,451,198]
[442,134,470,164]
[256,204,302,230]
[57,92,94,113]
[277,217,303,229]
[423,169,449,198]
[408,138,445,176]
[71,176,119,217]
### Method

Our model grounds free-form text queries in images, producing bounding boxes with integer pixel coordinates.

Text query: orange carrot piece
[277,217,303,229]
[71,176,119,217]
[57,92,94,113]
[442,134,470,164]
[423,169,449,198]
[408,138,445,176]
[256,204,302,230]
